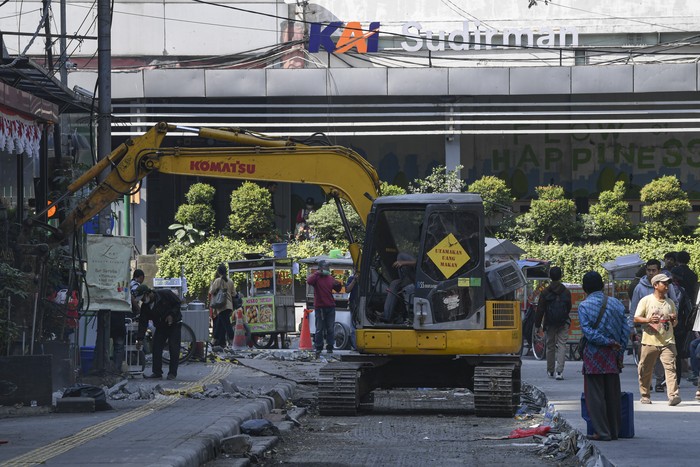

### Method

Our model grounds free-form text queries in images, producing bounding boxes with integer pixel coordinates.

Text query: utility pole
[94,0,113,374]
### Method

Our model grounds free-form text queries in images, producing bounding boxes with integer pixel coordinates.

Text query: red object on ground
[298,309,313,350]
[508,426,551,439]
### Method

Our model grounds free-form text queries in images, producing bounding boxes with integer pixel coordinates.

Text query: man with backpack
[535,266,572,380]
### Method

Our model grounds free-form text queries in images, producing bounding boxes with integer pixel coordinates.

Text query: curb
[147,381,296,467]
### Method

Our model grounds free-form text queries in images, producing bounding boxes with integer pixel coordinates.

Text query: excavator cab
[358,193,486,333]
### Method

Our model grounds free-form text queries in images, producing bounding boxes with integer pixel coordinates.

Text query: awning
[0,57,94,117]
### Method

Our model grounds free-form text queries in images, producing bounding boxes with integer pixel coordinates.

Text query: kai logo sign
[308,21,380,54]
[427,233,470,279]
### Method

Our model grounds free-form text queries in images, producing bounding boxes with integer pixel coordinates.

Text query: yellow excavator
[43,122,524,417]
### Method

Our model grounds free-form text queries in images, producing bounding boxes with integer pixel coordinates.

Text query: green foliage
[518,238,700,285]
[185,183,215,205]
[515,185,580,244]
[379,181,407,197]
[639,176,690,239]
[467,176,515,217]
[168,223,205,245]
[306,200,365,243]
[157,236,346,300]
[467,175,516,235]
[157,237,261,300]
[583,181,634,241]
[228,182,278,242]
[408,165,466,194]
[174,204,215,233]
[174,183,216,233]
[0,262,29,350]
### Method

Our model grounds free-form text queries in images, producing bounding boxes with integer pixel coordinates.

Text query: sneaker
[668,396,681,406]
[640,397,652,404]
[166,374,176,380]
[547,371,554,378]
[144,373,162,379]
[695,390,700,401]
[314,350,322,359]
[654,383,665,393]
[555,372,564,380]
[326,349,333,354]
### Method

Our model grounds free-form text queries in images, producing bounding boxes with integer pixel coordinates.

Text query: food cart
[228,257,296,349]
[300,253,355,350]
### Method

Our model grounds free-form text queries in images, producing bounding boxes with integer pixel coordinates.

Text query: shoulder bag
[579,294,608,352]
[211,280,227,310]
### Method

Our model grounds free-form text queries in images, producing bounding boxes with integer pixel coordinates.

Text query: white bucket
[272,242,287,258]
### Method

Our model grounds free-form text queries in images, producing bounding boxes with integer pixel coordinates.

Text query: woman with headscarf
[209,263,237,347]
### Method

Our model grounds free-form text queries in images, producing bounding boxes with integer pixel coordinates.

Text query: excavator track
[473,363,520,417]
[318,363,362,415]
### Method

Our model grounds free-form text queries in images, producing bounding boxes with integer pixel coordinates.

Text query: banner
[85,235,133,311]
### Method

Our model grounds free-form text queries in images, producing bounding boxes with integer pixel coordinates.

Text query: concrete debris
[240,418,280,436]
[220,434,252,456]
[106,379,129,396]
[220,379,240,394]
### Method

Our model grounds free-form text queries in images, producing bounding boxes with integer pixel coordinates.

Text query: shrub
[408,165,466,193]
[468,175,515,235]
[185,183,215,205]
[306,200,364,243]
[639,176,690,239]
[515,185,580,244]
[582,181,634,241]
[228,182,278,242]
[174,183,216,234]
[379,181,407,197]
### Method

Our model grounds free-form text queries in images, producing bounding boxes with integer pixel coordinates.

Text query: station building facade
[5,1,700,251]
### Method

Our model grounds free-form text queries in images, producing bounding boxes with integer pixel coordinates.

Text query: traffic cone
[232,308,247,350]
[298,309,313,351]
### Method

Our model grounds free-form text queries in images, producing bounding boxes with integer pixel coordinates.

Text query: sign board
[85,235,132,311]
[244,296,275,333]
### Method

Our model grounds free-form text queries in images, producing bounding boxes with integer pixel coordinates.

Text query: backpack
[545,290,569,326]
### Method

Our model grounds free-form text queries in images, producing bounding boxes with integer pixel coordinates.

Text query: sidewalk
[522,352,700,467]
[0,361,295,467]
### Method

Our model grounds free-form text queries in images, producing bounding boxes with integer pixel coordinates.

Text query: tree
[639,175,690,239]
[467,176,515,235]
[307,199,364,244]
[173,183,216,234]
[515,185,580,244]
[408,165,466,193]
[228,182,278,242]
[582,181,633,241]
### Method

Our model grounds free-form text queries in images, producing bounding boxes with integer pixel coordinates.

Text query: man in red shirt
[307,260,342,358]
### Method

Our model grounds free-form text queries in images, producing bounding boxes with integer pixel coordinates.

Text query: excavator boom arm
[56,123,380,262]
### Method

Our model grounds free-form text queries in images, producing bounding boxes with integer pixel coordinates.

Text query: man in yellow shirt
[634,273,680,406]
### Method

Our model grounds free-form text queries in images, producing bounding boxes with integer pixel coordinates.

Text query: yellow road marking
[1,363,234,467]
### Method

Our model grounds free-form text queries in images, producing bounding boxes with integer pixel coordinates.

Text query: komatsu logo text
[189,160,256,174]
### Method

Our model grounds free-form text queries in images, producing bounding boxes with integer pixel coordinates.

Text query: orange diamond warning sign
[427,233,470,279]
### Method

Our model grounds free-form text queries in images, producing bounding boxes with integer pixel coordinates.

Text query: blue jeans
[689,337,700,375]
[314,307,335,352]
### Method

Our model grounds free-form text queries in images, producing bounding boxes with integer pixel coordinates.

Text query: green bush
[174,204,215,233]
[0,262,29,349]
[185,183,215,205]
[408,165,466,193]
[306,200,364,243]
[639,175,690,239]
[379,181,407,196]
[468,175,515,236]
[518,238,700,285]
[515,185,580,244]
[228,182,278,242]
[174,183,216,234]
[582,181,634,241]
[157,237,264,300]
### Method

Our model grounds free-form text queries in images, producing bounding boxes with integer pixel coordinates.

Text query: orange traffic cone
[298,309,313,351]
[232,308,247,350]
